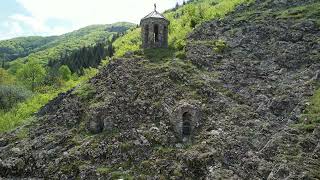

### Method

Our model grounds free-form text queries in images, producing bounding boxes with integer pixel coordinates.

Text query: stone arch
[88,117,104,134]
[170,101,200,143]
[153,24,159,43]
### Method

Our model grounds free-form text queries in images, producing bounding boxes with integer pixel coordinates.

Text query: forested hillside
[0,36,57,62]
[0,22,135,132]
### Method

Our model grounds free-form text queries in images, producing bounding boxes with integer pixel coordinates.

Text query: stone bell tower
[140,4,170,49]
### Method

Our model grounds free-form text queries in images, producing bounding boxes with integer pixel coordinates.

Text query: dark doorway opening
[182,112,192,137]
[154,24,159,43]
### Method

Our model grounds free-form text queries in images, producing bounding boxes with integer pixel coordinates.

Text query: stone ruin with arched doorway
[140,4,170,49]
[170,101,201,143]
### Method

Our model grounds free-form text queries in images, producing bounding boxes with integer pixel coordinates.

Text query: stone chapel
[140,4,170,49]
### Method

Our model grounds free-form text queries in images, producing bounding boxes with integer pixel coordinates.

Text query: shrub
[175,50,187,59]
[0,85,32,110]
[59,65,72,81]
[0,68,15,85]
[72,83,96,101]
[213,39,228,53]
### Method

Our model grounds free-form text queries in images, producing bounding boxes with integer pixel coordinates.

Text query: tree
[175,2,180,9]
[17,61,46,91]
[58,65,72,81]
[0,68,14,85]
[0,85,32,110]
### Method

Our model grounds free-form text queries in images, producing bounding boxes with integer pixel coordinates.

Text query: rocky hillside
[0,0,320,179]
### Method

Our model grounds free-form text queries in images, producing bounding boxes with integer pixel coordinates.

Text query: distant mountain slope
[0,36,57,62]
[0,22,135,65]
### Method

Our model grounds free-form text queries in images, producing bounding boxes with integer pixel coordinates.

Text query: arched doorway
[154,24,159,43]
[182,112,192,137]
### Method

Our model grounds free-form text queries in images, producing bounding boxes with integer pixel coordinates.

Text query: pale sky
[0,0,186,40]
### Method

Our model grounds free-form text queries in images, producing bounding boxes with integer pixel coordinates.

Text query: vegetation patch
[0,85,33,111]
[212,39,228,53]
[72,83,96,101]
[113,28,142,57]
[16,127,30,139]
[0,69,97,133]
[143,48,176,63]
[277,2,320,21]
[293,88,320,132]
[119,142,134,152]
[96,167,112,175]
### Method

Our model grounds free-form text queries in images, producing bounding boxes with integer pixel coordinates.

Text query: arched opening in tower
[182,112,192,137]
[154,24,159,43]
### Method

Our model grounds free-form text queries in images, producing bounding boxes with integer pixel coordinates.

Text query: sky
[0,0,186,40]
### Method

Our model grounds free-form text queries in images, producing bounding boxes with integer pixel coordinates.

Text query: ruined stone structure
[171,101,200,143]
[140,4,170,49]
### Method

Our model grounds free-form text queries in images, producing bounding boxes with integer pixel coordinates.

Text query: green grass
[72,83,96,101]
[277,2,320,20]
[96,167,112,175]
[293,88,320,132]
[143,48,176,62]
[113,28,142,57]
[0,69,98,133]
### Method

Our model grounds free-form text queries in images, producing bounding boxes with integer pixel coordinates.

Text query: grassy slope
[113,0,253,57]
[0,68,99,132]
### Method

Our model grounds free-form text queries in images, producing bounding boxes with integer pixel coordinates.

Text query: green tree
[0,68,14,85]
[0,85,32,110]
[17,61,46,91]
[58,65,72,81]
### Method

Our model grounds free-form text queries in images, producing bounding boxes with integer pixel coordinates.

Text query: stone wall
[170,101,201,142]
[141,18,169,48]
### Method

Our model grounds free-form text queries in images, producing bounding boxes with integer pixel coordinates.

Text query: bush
[175,50,187,59]
[213,39,228,53]
[59,65,72,81]
[0,85,32,110]
[0,68,15,85]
